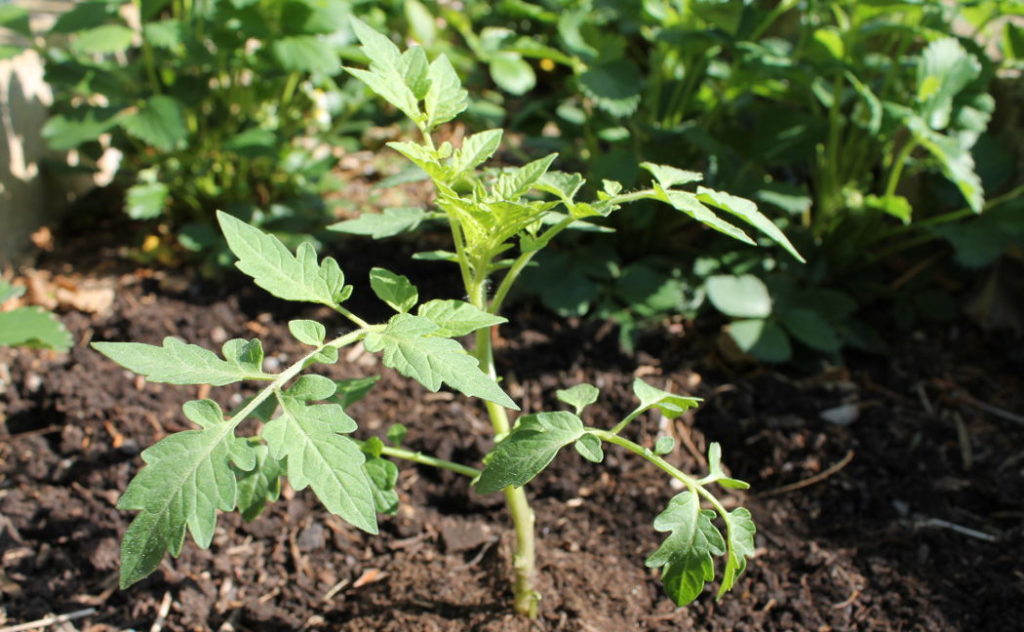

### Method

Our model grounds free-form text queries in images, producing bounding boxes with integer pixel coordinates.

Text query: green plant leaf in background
[0,307,72,351]
[234,441,285,522]
[71,24,134,55]
[122,96,188,153]
[329,207,429,239]
[272,35,339,75]
[125,182,169,220]
[706,275,772,319]
[579,59,642,117]
[489,51,536,95]
[0,5,31,37]
[917,37,982,131]
[728,318,792,363]
[777,307,841,353]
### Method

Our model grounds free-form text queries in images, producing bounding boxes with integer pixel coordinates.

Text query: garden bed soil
[1,248,1022,631]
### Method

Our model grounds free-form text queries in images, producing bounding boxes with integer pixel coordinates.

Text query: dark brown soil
[1,258,1022,631]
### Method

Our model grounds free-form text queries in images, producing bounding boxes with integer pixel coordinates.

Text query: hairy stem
[371,443,481,478]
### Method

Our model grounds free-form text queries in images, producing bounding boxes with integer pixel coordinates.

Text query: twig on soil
[916,382,935,416]
[0,609,95,632]
[321,579,351,602]
[963,397,1024,427]
[755,450,855,499]
[833,589,861,609]
[0,425,63,444]
[914,517,999,543]
[952,411,973,470]
[149,591,173,632]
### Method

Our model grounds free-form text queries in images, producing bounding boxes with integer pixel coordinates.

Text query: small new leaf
[632,378,701,419]
[286,375,338,401]
[574,433,604,463]
[363,314,517,409]
[262,395,377,534]
[645,492,726,606]
[416,299,506,337]
[451,129,503,175]
[289,319,326,346]
[369,268,419,313]
[476,412,583,493]
[555,383,600,414]
[217,212,347,308]
[345,18,421,121]
[654,436,675,456]
[234,441,285,522]
[94,337,268,386]
[425,55,468,130]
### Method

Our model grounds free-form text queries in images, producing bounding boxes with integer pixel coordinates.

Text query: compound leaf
[645,492,726,606]
[364,314,517,409]
[118,415,243,587]
[217,211,348,307]
[416,299,506,337]
[476,411,583,493]
[262,395,377,533]
[93,337,268,385]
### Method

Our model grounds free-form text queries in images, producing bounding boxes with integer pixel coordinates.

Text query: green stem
[608,407,645,436]
[488,217,574,315]
[374,444,481,478]
[590,429,699,493]
[883,139,918,199]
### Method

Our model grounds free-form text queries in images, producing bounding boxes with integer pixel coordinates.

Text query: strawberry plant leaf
[645,492,726,606]
[717,508,756,597]
[555,383,599,414]
[117,406,247,587]
[262,395,377,533]
[489,51,536,95]
[125,181,169,219]
[122,96,188,153]
[93,337,268,385]
[574,432,604,463]
[363,314,518,409]
[632,378,701,419]
[235,441,285,522]
[328,207,429,239]
[217,211,348,308]
[369,268,418,313]
[289,319,326,346]
[476,411,584,493]
[416,299,506,337]
[917,37,981,131]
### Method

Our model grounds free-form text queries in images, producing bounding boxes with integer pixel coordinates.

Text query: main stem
[470,282,539,618]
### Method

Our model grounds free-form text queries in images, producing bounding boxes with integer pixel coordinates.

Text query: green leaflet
[0,307,72,351]
[363,314,518,409]
[450,129,503,175]
[272,35,339,75]
[288,319,326,346]
[695,187,806,263]
[345,18,421,121]
[416,299,506,337]
[555,383,599,414]
[262,394,377,534]
[645,492,726,606]
[328,207,429,239]
[663,190,755,246]
[641,162,703,189]
[632,378,701,419]
[125,181,169,220]
[706,274,772,319]
[217,211,349,307]
[493,153,558,199]
[363,456,400,514]
[476,411,583,493]
[718,508,757,597]
[574,432,604,463]
[369,268,419,313]
[93,337,268,385]
[235,441,285,522]
[917,38,981,131]
[118,404,252,588]
[424,55,468,130]
[121,96,188,153]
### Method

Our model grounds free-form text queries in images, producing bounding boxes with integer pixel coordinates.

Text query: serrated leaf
[122,96,188,152]
[288,319,326,346]
[142,19,182,50]
[476,411,584,493]
[696,188,804,263]
[574,432,604,463]
[118,420,242,587]
[72,24,134,55]
[489,51,536,95]
[369,268,418,313]
[717,508,756,597]
[536,171,585,205]
[400,46,431,99]
[286,375,338,401]
[272,35,339,75]
[363,314,517,409]
[0,6,31,37]
[451,129,503,175]
[93,337,267,385]
[42,109,120,151]
[262,395,377,533]
[706,274,772,319]
[645,492,726,606]
[917,38,981,130]
[346,18,420,120]
[125,182,168,220]
[221,338,264,375]
[363,457,399,514]
[217,211,348,307]
[633,378,701,419]
[555,383,599,414]
[235,442,285,522]
[416,299,505,337]
[641,163,703,189]
[0,307,72,351]
[328,207,428,239]
[664,191,755,246]
[904,115,984,213]
[52,1,110,33]
[494,153,558,199]
[424,55,468,130]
